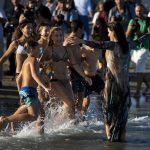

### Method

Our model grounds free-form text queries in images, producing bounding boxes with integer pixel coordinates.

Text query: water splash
[13,94,103,138]
[129,116,149,122]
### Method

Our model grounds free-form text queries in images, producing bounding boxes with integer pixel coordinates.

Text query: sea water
[0,95,150,150]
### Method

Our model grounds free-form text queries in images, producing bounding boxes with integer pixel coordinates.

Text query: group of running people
[0,0,149,143]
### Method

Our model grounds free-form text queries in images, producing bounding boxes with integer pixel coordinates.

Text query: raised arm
[64,36,114,50]
[0,41,17,65]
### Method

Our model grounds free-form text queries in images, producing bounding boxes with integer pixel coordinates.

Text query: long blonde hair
[49,27,62,46]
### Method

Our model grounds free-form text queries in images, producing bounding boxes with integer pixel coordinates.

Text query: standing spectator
[0,5,7,87]
[45,0,57,13]
[4,0,24,76]
[52,0,78,33]
[125,0,136,19]
[108,0,135,31]
[103,0,115,14]
[33,0,52,25]
[74,0,93,40]
[126,4,150,97]
[92,2,108,24]
[92,2,109,41]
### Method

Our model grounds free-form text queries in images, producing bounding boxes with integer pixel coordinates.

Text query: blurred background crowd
[0,0,150,95]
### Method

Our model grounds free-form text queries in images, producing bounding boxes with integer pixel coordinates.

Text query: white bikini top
[16,45,27,55]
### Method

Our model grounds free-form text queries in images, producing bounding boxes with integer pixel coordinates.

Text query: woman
[81,21,131,141]
[36,23,51,59]
[41,27,91,119]
[0,21,33,131]
[0,21,33,79]
[103,22,131,142]
[36,23,51,102]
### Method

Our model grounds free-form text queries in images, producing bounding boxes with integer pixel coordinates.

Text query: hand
[84,76,92,86]
[44,87,51,96]
[65,37,84,45]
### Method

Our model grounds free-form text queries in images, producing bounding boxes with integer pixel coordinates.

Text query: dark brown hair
[12,21,32,41]
[107,21,129,54]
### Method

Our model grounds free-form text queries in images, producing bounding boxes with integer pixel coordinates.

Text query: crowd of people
[0,0,150,142]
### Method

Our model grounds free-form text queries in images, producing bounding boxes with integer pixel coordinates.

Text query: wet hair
[71,20,83,33]
[92,17,109,41]
[49,27,62,46]
[107,21,129,54]
[12,21,32,41]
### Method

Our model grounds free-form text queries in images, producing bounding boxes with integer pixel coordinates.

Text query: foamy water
[0,95,150,150]
[14,96,104,138]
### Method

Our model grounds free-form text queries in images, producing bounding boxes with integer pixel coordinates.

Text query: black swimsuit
[51,46,69,63]
[49,46,70,86]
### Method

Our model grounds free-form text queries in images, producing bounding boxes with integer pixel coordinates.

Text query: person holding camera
[126,4,150,97]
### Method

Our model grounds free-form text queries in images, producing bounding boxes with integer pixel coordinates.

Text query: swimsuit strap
[52,46,69,62]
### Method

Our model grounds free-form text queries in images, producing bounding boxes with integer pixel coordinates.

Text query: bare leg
[105,124,110,140]
[76,92,84,112]
[80,97,90,120]
[51,81,75,119]
[104,124,126,142]
[36,107,45,135]
[0,103,40,131]
[143,74,149,91]
[135,73,143,97]
[8,105,28,132]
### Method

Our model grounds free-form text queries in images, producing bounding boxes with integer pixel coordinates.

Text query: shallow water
[0,95,150,150]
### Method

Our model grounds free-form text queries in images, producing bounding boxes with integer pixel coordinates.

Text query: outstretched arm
[0,41,17,65]
[83,40,115,50]
[64,37,114,50]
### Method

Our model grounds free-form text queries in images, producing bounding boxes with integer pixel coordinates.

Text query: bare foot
[0,116,5,131]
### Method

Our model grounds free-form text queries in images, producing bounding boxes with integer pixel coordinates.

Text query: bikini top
[51,46,69,62]
[15,40,27,55]
[16,45,27,54]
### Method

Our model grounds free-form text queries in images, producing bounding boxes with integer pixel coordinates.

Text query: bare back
[21,56,39,88]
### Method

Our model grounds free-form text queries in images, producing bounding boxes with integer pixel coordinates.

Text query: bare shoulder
[8,40,18,50]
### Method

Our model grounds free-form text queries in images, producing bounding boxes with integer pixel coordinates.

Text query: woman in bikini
[0,21,33,81]
[41,27,91,119]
